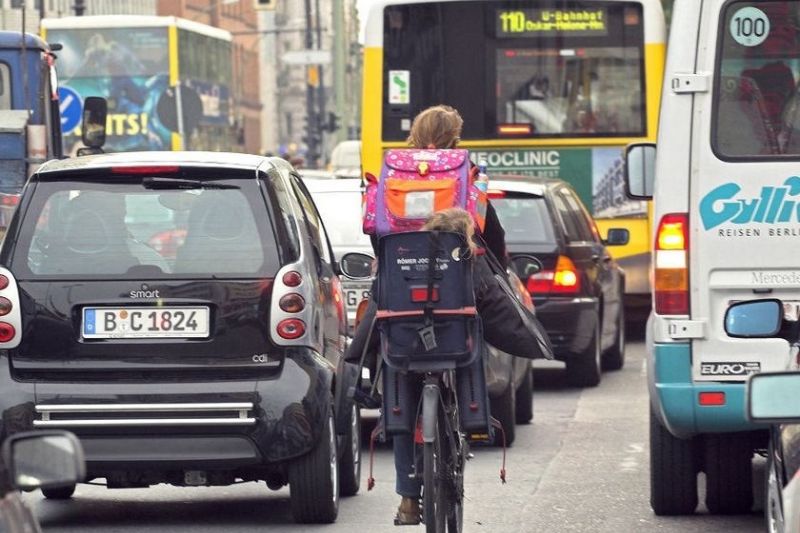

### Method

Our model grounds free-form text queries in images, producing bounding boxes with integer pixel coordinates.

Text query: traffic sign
[282,49,331,65]
[58,86,83,134]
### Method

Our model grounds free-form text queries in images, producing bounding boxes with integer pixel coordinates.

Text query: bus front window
[497,46,644,136]
[381,1,646,141]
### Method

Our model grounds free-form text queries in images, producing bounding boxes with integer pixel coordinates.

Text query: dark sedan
[489,177,628,387]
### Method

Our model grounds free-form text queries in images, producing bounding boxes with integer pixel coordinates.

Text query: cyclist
[347,105,552,524]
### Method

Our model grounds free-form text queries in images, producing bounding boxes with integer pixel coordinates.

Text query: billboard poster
[48,26,232,152]
[48,27,171,153]
[469,147,647,218]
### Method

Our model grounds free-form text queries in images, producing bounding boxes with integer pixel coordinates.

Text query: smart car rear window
[13,175,281,279]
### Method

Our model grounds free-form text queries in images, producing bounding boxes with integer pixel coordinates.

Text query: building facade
[259,0,361,165]
[0,0,156,32]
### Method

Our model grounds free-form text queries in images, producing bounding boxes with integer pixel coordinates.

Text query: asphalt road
[24,338,765,532]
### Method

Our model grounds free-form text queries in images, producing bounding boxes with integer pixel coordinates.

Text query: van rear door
[690,0,800,381]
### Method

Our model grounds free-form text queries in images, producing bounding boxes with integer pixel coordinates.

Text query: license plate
[82,307,210,339]
[343,283,371,310]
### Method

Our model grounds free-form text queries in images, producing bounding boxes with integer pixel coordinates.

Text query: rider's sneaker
[394,496,421,525]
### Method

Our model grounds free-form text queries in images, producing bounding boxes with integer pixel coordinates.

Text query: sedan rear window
[15,176,280,279]
[491,195,555,244]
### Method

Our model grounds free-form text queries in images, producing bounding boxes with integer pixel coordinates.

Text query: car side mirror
[724,299,782,338]
[625,143,656,199]
[511,254,543,278]
[340,252,374,280]
[604,228,630,246]
[78,96,107,155]
[2,431,85,492]
[747,372,800,423]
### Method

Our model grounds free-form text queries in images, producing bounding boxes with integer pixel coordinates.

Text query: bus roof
[362,0,666,46]
[0,31,49,51]
[41,15,231,42]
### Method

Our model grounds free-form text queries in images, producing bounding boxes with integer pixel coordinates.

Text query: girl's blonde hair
[422,208,477,255]
[406,105,464,149]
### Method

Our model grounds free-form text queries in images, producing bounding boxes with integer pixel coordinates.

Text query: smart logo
[700,176,800,230]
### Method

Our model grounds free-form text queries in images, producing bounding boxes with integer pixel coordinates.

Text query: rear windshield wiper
[142,177,240,190]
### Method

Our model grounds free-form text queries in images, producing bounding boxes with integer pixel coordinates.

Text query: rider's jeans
[394,433,422,498]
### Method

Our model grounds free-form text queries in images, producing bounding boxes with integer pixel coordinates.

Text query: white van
[626,0,800,518]
[329,140,362,178]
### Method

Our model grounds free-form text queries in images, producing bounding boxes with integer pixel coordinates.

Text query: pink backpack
[362,149,487,236]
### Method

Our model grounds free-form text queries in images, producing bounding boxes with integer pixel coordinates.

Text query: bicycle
[373,230,486,533]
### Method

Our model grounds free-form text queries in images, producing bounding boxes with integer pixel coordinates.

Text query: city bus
[42,15,235,154]
[360,0,666,315]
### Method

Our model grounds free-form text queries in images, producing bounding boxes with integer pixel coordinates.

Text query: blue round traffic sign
[58,86,83,134]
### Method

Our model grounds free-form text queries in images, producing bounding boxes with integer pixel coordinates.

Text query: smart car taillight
[0,297,12,316]
[279,293,305,313]
[0,268,21,348]
[277,319,306,340]
[655,213,689,315]
[282,271,303,287]
[0,322,14,342]
[111,165,180,174]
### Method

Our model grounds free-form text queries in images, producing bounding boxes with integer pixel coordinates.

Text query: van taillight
[526,255,580,295]
[655,213,689,315]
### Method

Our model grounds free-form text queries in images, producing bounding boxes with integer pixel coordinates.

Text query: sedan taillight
[526,255,581,296]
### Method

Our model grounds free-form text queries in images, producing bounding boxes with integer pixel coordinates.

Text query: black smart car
[0,152,357,524]
[490,177,628,387]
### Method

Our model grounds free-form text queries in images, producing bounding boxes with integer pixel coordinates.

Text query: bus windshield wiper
[142,177,239,190]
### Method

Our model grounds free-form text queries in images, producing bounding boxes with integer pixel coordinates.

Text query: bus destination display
[497,9,608,37]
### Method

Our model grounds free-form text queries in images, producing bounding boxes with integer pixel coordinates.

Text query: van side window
[714,1,800,158]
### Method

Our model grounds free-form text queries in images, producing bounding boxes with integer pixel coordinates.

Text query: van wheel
[42,484,76,500]
[490,380,515,447]
[602,302,625,371]
[289,405,339,523]
[567,322,601,387]
[338,403,361,497]
[704,433,753,514]
[650,408,699,515]
[515,366,534,424]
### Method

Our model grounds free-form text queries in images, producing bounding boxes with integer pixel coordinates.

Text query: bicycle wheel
[444,428,464,533]
[423,404,449,532]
